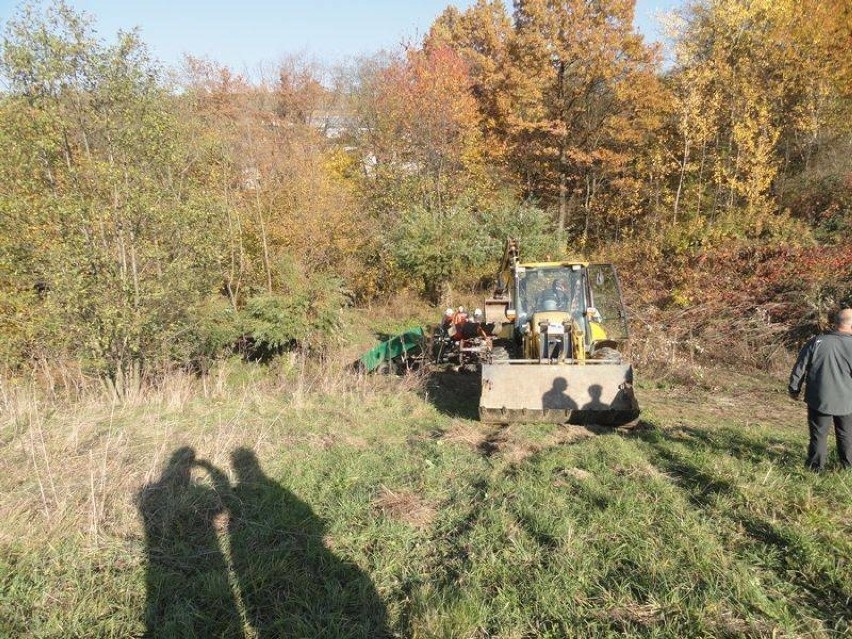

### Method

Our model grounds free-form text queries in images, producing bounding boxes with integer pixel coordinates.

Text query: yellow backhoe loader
[480,239,639,424]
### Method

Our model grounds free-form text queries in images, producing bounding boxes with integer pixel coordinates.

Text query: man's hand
[788,389,800,401]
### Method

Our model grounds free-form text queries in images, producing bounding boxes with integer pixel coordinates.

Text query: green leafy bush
[181,262,346,368]
[388,198,560,301]
[479,198,562,263]
[389,204,485,302]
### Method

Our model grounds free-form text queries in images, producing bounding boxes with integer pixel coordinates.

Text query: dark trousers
[806,408,852,471]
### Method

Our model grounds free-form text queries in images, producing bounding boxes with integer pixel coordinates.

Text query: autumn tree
[0,2,228,388]
[180,54,367,303]
[355,45,490,215]
[347,46,497,301]
[426,0,515,165]
[505,0,663,245]
[666,0,852,243]
[775,0,852,240]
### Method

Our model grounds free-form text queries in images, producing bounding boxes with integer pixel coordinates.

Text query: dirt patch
[443,421,489,448]
[478,425,510,457]
[557,426,597,444]
[373,487,436,530]
[305,434,338,450]
[599,602,663,628]
[500,441,544,464]
[767,442,789,455]
[322,534,337,551]
[612,462,666,480]
[441,422,548,463]
[558,467,592,482]
[479,425,563,463]
[444,421,629,462]
[668,427,695,440]
[604,602,663,628]
[709,611,780,638]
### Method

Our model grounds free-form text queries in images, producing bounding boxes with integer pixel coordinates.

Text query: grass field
[1,358,850,638]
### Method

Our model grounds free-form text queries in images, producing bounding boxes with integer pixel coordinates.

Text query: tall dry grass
[0,353,425,550]
[627,303,798,387]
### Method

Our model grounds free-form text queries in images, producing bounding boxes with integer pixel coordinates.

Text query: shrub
[388,197,561,302]
[239,263,345,362]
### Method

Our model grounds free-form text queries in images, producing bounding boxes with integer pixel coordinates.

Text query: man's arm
[196,459,232,496]
[788,338,814,397]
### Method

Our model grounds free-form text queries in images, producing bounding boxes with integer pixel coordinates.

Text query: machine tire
[592,346,621,361]
[490,345,512,362]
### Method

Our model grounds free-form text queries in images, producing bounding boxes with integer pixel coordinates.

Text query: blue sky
[0,0,683,72]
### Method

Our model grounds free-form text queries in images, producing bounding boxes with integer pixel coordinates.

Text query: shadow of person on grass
[228,447,389,638]
[139,447,389,638]
[137,446,243,638]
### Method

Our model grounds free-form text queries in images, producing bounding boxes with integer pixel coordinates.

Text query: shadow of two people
[137,447,389,638]
[542,380,608,411]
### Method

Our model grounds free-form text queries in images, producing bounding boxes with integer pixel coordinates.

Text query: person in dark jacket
[788,308,852,471]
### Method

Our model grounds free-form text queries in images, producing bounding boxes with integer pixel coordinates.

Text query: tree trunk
[557,145,568,243]
[427,277,452,307]
[696,138,707,217]
[254,190,273,294]
[674,135,690,226]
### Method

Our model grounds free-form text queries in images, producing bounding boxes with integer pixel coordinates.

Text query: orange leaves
[374,45,480,162]
[640,240,852,319]
[363,44,492,210]
[795,0,852,100]
[500,0,667,236]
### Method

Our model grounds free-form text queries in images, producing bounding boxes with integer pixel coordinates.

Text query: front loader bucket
[479,362,639,425]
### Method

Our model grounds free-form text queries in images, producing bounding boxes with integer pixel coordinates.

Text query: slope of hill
[1,361,849,638]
